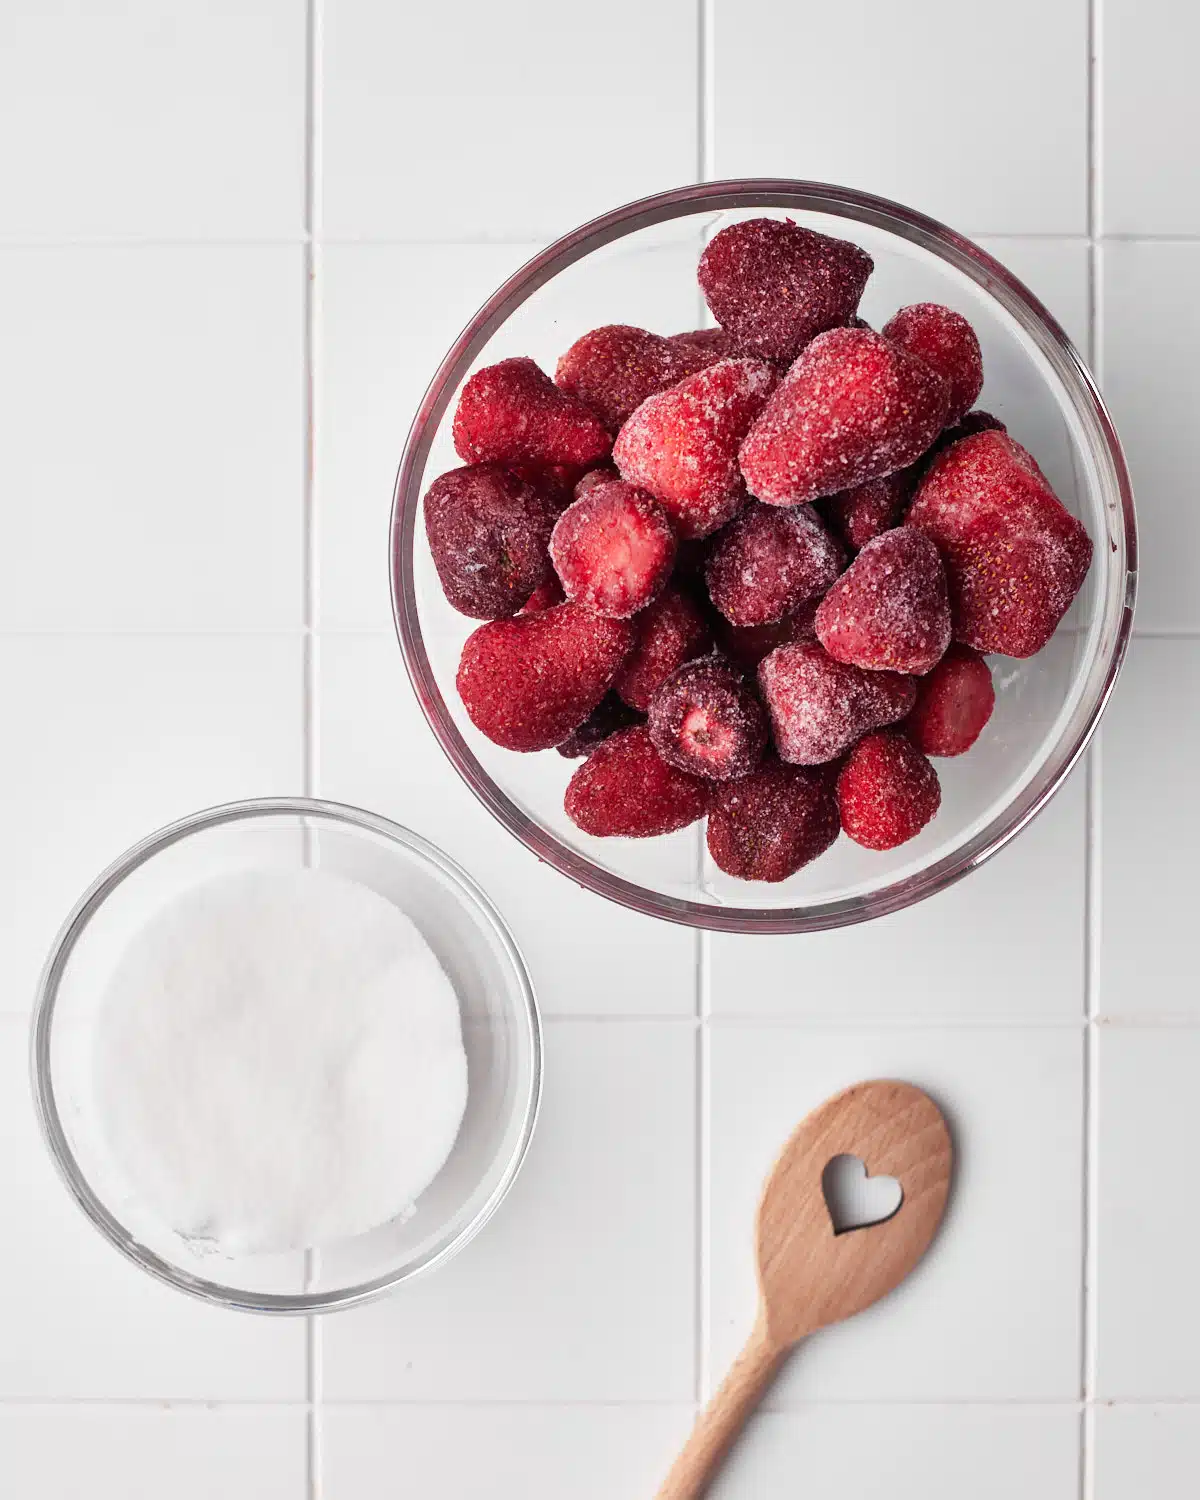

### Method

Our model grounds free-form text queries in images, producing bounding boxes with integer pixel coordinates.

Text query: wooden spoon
[656,1079,953,1500]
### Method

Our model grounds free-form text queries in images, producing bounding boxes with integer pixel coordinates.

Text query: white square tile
[0,247,304,628]
[0,1020,305,1398]
[0,3,305,239]
[975,238,1091,355]
[1100,639,1200,1019]
[1095,1406,1200,1499]
[712,1406,1080,1500]
[0,1406,306,1500]
[317,633,698,1017]
[713,0,1088,235]
[1096,1028,1200,1399]
[321,1020,696,1399]
[323,1405,693,1500]
[0,634,303,1017]
[708,1025,1083,1400]
[321,0,697,239]
[1101,0,1200,234]
[318,243,534,630]
[1101,242,1200,632]
[709,768,1085,1022]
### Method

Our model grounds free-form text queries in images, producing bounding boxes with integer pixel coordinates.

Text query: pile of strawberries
[422,218,1093,883]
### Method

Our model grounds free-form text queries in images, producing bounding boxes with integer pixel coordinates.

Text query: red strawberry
[555,324,720,432]
[707,758,840,882]
[836,731,941,850]
[714,601,819,672]
[820,466,917,552]
[648,657,768,781]
[697,218,874,362]
[457,603,633,752]
[758,641,917,764]
[550,480,676,618]
[705,502,844,627]
[613,587,712,711]
[906,429,1093,657]
[882,303,983,425]
[815,526,951,675]
[739,327,951,506]
[613,357,777,539]
[556,692,645,758]
[905,644,995,756]
[423,463,559,619]
[565,725,709,837]
[453,356,611,469]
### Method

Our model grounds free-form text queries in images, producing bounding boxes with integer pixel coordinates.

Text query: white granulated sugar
[92,868,468,1256]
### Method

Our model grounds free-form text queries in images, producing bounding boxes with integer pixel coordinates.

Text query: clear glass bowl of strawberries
[391,182,1136,933]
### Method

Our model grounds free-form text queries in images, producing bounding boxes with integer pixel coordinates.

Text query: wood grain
[654,1079,953,1500]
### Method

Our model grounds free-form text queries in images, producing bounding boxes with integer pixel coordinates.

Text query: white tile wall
[0,0,1194,1494]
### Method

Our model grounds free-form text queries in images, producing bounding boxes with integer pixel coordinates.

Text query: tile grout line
[303,0,324,1494]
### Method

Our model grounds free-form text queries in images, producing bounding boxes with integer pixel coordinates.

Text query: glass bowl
[391,180,1136,934]
[30,798,542,1314]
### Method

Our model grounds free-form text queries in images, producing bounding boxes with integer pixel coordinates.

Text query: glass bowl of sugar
[30,798,541,1313]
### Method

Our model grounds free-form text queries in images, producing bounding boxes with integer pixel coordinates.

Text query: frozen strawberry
[820,467,916,552]
[669,327,739,360]
[565,724,709,837]
[836,731,941,850]
[550,480,676,618]
[739,327,951,506]
[707,758,839,881]
[705,502,844,627]
[815,526,951,675]
[519,573,566,614]
[714,600,819,672]
[906,429,1093,657]
[882,303,983,426]
[555,325,714,433]
[423,463,558,619]
[904,644,995,756]
[648,657,768,781]
[698,218,874,362]
[574,464,620,500]
[457,603,633,752]
[556,692,644,758]
[758,641,917,764]
[613,357,777,539]
[452,356,611,469]
[613,587,712,711]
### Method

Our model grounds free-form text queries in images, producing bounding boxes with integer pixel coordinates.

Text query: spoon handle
[655,1316,784,1500]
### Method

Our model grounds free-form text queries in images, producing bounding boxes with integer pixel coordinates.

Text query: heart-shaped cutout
[821,1153,903,1236]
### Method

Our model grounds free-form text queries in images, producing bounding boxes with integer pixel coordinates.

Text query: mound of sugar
[91,868,468,1257]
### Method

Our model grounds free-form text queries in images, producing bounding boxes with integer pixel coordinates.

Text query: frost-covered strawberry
[453,356,611,468]
[564,725,709,837]
[550,480,676,618]
[814,527,951,676]
[836,731,941,850]
[758,641,916,764]
[707,758,840,881]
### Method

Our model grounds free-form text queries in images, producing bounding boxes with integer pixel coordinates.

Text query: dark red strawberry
[550,480,676,618]
[564,724,709,837]
[904,644,995,756]
[556,692,645,758]
[758,641,917,764]
[555,324,722,432]
[668,327,739,360]
[423,463,559,619]
[614,357,777,539]
[648,657,768,781]
[705,502,844,627]
[815,526,951,675]
[906,429,1092,657]
[882,303,983,425]
[836,731,941,850]
[697,218,873,362]
[739,327,950,506]
[452,356,611,468]
[713,600,819,672]
[707,758,840,881]
[613,587,712,711]
[457,603,633,751]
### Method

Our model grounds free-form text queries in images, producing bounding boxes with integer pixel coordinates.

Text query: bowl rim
[29,795,543,1315]
[390,178,1137,933]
